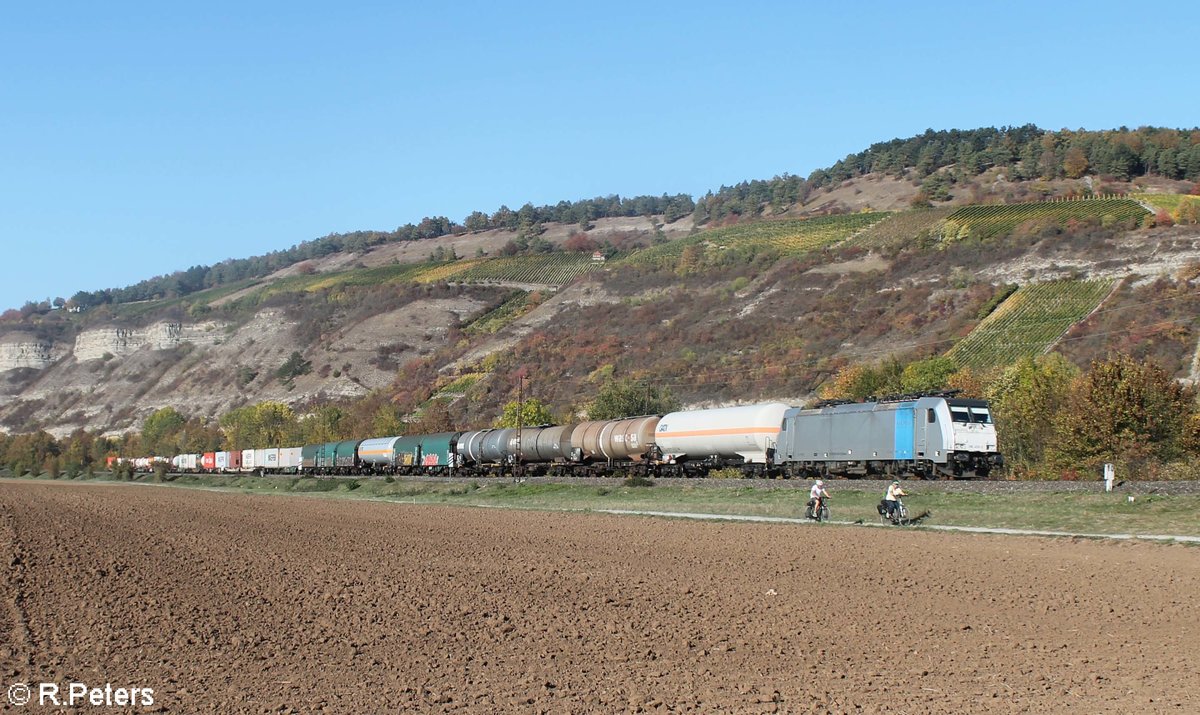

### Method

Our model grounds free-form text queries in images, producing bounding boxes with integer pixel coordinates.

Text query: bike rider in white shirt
[809,479,829,517]
[884,480,907,522]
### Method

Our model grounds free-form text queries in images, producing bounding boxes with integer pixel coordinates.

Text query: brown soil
[2,482,1198,714]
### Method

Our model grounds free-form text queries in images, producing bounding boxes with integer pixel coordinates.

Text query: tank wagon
[654,403,790,476]
[774,396,1002,478]
[358,432,458,474]
[302,440,362,474]
[454,417,658,475]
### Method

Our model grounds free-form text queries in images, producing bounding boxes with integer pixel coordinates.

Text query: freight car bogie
[785,459,933,479]
[932,451,1003,479]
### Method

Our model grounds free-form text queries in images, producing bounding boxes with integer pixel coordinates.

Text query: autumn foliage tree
[1173,198,1200,225]
[587,379,679,420]
[298,404,347,445]
[220,402,299,450]
[945,366,988,398]
[1047,354,1196,478]
[1182,412,1200,455]
[819,364,883,401]
[141,407,187,456]
[819,359,904,401]
[563,233,600,253]
[1063,147,1089,179]
[986,354,1079,475]
[1,430,59,475]
[899,356,958,394]
[494,398,555,428]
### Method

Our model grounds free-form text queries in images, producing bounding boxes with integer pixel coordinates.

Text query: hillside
[2,191,1197,439]
[2,126,1200,440]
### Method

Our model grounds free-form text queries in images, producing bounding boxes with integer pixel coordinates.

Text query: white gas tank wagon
[655,402,790,464]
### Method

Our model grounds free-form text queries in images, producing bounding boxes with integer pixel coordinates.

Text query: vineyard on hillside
[622,213,889,268]
[946,279,1117,370]
[413,259,484,284]
[448,252,602,286]
[300,262,440,290]
[463,291,533,335]
[938,199,1148,242]
[851,207,954,248]
[247,262,440,300]
[1132,193,1200,222]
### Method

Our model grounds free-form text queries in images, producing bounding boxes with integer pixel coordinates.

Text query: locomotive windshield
[950,406,993,424]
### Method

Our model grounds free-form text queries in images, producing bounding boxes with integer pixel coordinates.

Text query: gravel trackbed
[2,481,1198,713]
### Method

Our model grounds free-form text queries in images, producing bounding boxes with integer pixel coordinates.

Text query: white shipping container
[278,447,302,471]
[241,449,256,470]
[254,448,279,471]
[216,451,229,471]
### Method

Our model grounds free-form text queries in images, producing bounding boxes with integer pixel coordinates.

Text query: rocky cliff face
[0,295,489,437]
[0,334,67,371]
[71,321,228,362]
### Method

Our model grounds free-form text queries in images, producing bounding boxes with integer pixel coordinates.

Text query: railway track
[161,470,1200,495]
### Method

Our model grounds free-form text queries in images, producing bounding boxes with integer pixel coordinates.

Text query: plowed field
[2,481,1198,714]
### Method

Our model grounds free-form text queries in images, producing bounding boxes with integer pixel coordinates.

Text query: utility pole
[515,373,524,483]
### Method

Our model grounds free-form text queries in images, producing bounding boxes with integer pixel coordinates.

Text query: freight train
[118,395,1002,480]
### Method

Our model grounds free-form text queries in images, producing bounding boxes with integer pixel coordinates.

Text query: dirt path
[1,481,1197,713]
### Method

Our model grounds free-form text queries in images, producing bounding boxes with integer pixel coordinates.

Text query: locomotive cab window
[927,408,936,423]
[950,407,971,423]
[969,408,992,424]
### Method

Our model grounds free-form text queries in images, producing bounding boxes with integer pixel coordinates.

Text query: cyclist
[809,479,830,519]
[884,480,907,523]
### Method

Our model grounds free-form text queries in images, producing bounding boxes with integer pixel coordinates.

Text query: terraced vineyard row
[941,199,1148,242]
[249,261,440,299]
[622,213,889,267]
[463,291,533,334]
[413,259,484,284]
[850,207,954,248]
[946,279,1116,370]
[449,252,602,286]
[301,262,441,290]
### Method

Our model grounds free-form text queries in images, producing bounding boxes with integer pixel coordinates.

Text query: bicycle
[805,495,830,522]
[877,498,908,525]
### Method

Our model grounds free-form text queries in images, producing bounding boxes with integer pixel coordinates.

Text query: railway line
[120,394,1004,482]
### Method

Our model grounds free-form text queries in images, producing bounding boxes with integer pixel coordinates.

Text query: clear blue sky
[2,1,1197,311]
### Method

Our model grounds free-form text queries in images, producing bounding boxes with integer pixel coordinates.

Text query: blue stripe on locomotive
[893,404,914,459]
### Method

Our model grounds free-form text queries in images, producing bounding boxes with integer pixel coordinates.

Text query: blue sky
[2,1,1197,311]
